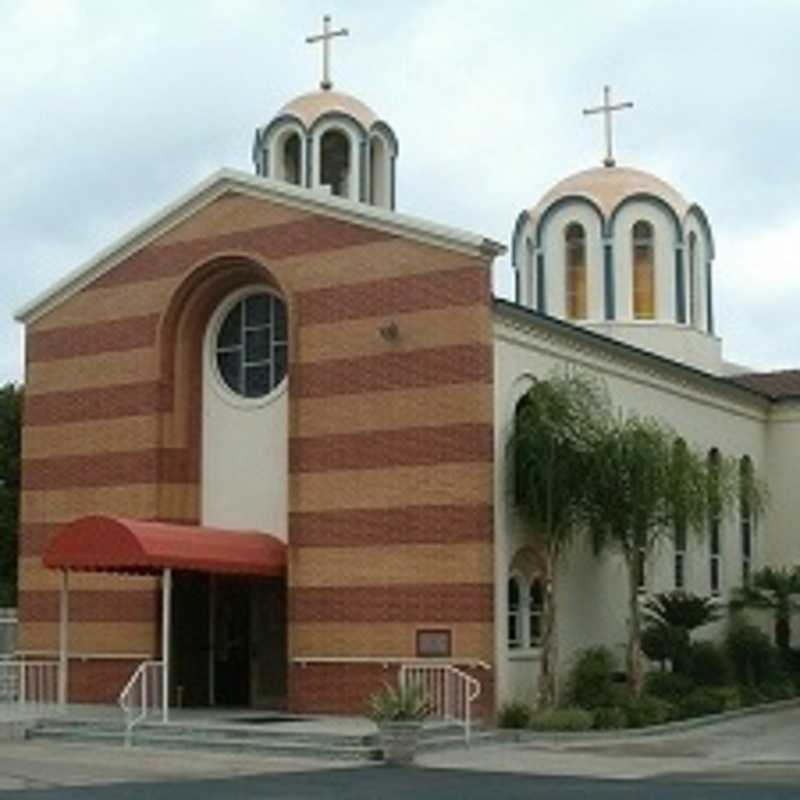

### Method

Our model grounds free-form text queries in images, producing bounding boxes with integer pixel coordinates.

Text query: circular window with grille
[214,291,287,399]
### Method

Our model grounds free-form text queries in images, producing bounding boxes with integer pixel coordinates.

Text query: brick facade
[18,187,496,715]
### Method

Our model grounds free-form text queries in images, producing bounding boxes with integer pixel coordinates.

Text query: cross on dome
[305,14,349,91]
[583,85,634,168]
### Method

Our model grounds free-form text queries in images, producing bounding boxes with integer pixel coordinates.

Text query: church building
[13,19,800,718]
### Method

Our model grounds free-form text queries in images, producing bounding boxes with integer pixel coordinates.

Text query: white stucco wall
[492,313,769,707]
[201,286,289,539]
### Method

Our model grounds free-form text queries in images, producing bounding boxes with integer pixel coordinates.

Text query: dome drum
[253,90,398,210]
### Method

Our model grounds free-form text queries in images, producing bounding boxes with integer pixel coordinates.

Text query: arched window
[320,129,350,197]
[707,448,722,595]
[369,135,388,207]
[215,292,288,399]
[507,577,522,649]
[282,132,301,186]
[688,232,697,327]
[632,220,655,319]
[673,438,688,589]
[528,578,544,645]
[565,223,587,319]
[740,456,754,585]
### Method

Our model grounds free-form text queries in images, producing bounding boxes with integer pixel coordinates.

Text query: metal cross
[583,85,634,168]
[305,14,349,91]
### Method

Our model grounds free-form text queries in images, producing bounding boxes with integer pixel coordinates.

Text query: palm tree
[585,416,712,695]
[731,566,800,649]
[510,372,610,707]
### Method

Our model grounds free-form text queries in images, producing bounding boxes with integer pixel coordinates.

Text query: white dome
[530,165,690,221]
[279,89,378,130]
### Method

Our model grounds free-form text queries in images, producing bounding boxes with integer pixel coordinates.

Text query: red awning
[43,515,286,577]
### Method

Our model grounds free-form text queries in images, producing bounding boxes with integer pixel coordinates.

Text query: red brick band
[19,523,57,557]
[68,659,146,704]
[289,423,492,473]
[27,314,160,363]
[94,216,392,288]
[295,266,488,326]
[290,504,493,547]
[292,343,492,399]
[24,382,167,426]
[19,589,157,623]
[289,583,493,623]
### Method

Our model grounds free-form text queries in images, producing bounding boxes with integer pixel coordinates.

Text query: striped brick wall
[19,190,495,712]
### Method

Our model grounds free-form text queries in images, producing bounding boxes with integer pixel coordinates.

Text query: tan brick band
[25,382,166,426]
[18,557,156,592]
[27,314,159,362]
[17,622,156,655]
[289,503,492,547]
[19,590,157,623]
[26,349,157,395]
[295,265,487,326]
[289,583,493,623]
[21,484,160,524]
[291,622,492,659]
[292,343,492,399]
[289,423,492,473]
[292,462,491,513]
[294,385,492,438]
[290,542,492,587]
[94,215,392,288]
[23,417,159,460]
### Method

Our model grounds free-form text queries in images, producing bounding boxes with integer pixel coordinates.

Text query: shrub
[497,701,533,729]
[706,686,741,712]
[528,708,594,732]
[644,670,695,704]
[725,623,780,687]
[591,705,628,730]
[567,647,617,710]
[679,688,726,718]
[779,648,800,693]
[760,680,794,701]
[688,640,733,687]
[738,684,765,707]
[622,694,675,728]
[367,682,429,722]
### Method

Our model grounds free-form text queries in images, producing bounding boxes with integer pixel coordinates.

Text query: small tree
[585,416,716,695]
[642,591,721,673]
[510,372,610,707]
[731,566,800,650]
[0,384,22,607]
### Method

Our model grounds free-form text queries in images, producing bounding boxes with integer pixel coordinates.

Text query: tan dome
[530,166,689,221]
[279,89,378,129]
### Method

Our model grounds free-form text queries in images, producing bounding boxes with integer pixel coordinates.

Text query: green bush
[779,649,800,693]
[738,684,766,707]
[591,705,628,730]
[567,647,617,709]
[528,708,594,732]
[688,640,733,687]
[497,701,533,729]
[760,680,795,701]
[706,686,741,712]
[725,623,780,687]
[622,694,675,728]
[679,688,726,718]
[644,670,695,704]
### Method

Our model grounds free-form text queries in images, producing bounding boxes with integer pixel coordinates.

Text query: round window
[215,292,287,398]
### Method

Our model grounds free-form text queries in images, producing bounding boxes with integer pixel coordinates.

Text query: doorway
[171,573,286,708]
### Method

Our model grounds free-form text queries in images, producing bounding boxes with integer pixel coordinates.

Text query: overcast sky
[1,0,799,383]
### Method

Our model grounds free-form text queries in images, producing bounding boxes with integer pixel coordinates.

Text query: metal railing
[0,660,60,708]
[118,660,163,744]
[399,662,482,743]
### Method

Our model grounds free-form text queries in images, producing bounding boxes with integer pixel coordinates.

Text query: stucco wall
[492,311,769,706]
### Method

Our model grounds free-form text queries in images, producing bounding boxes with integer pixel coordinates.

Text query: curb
[496,697,800,744]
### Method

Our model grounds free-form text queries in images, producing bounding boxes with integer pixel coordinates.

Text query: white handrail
[399,663,481,744]
[118,660,163,745]
[0,660,59,708]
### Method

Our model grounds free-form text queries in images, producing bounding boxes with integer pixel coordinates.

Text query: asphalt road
[0,767,799,800]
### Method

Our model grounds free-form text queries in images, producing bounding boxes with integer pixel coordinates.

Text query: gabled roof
[15,168,505,325]
[726,369,800,401]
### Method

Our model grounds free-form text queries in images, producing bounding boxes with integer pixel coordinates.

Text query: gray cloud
[2,0,800,384]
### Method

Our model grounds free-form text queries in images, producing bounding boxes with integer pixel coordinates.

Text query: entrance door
[250,578,287,708]
[213,576,251,707]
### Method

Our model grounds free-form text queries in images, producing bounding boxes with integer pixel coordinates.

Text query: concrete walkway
[419,704,800,782]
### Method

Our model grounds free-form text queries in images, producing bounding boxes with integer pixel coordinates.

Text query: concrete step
[28,719,380,761]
